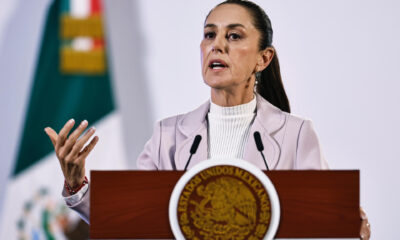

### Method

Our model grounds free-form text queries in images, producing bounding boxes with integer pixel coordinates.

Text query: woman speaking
[44,0,370,238]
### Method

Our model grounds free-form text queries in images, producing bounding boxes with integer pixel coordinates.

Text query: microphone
[184,135,202,170]
[253,131,269,170]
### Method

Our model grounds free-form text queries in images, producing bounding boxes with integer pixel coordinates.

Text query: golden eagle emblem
[177,166,271,240]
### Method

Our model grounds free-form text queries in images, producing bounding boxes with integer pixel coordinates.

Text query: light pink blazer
[67,94,328,223]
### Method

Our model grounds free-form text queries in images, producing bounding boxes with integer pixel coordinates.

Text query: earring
[255,71,261,83]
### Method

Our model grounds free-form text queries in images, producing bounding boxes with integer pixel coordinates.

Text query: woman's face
[201,4,263,91]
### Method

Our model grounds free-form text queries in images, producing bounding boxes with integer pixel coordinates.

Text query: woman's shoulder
[273,106,320,148]
[157,100,210,128]
[256,94,314,133]
[285,112,314,128]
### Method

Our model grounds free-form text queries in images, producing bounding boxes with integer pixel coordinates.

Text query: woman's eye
[204,32,215,39]
[227,33,241,40]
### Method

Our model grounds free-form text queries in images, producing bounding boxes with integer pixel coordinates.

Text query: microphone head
[190,135,202,154]
[253,131,264,151]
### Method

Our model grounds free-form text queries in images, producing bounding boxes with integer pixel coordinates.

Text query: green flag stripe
[60,0,69,14]
[13,0,114,176]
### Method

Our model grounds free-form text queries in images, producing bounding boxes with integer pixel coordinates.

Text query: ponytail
[256,50,291,113]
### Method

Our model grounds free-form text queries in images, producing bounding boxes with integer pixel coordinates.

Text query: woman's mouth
[208,59,228,71]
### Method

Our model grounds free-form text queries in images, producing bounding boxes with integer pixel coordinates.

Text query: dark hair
[208,0,291,113]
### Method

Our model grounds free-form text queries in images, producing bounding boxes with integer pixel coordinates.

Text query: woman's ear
[257,47,274,72]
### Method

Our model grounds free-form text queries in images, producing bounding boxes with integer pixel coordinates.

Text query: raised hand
[44,119,99,190]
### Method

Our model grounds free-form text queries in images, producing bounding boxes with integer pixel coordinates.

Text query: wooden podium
[90,170,360,239]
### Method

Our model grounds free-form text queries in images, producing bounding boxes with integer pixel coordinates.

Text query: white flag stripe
[70,0,90,18]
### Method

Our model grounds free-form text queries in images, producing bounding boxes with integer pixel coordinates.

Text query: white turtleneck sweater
[207,96,257,159]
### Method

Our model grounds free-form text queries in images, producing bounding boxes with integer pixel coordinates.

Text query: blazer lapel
[243,94,286,170]
[175,101,209,170]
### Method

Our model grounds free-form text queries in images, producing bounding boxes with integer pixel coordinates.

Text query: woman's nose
[211,44,222,53]
[211,36,226,53]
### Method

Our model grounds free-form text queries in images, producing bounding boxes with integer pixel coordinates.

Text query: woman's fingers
[359,207,371,239]
[66,127,96,161]
[360,218,371,239]
[62,120,89,156]
[56,119,75,151]
[44,127,58,147]
[77,136,99,161]
[45,119,97,189]
[360,207,367,219]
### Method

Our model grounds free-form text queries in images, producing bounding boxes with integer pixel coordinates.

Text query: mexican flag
[0,0,127,238]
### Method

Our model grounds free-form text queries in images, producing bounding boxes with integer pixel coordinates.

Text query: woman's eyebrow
[226,23,245,29]
[204,23,217,28]
[204,23,246,29]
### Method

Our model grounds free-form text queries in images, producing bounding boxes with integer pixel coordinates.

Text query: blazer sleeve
[136,121,161,170]
[62,186,90,224]
[296,120,329,169]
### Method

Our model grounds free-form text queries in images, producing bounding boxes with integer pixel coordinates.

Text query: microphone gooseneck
[184,135,202,170]
[254,131,269,170]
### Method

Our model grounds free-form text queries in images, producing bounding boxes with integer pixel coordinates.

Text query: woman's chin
[203,77,233,89]
[205,82,230,90]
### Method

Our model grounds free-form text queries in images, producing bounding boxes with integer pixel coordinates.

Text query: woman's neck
[210,88,255,107]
